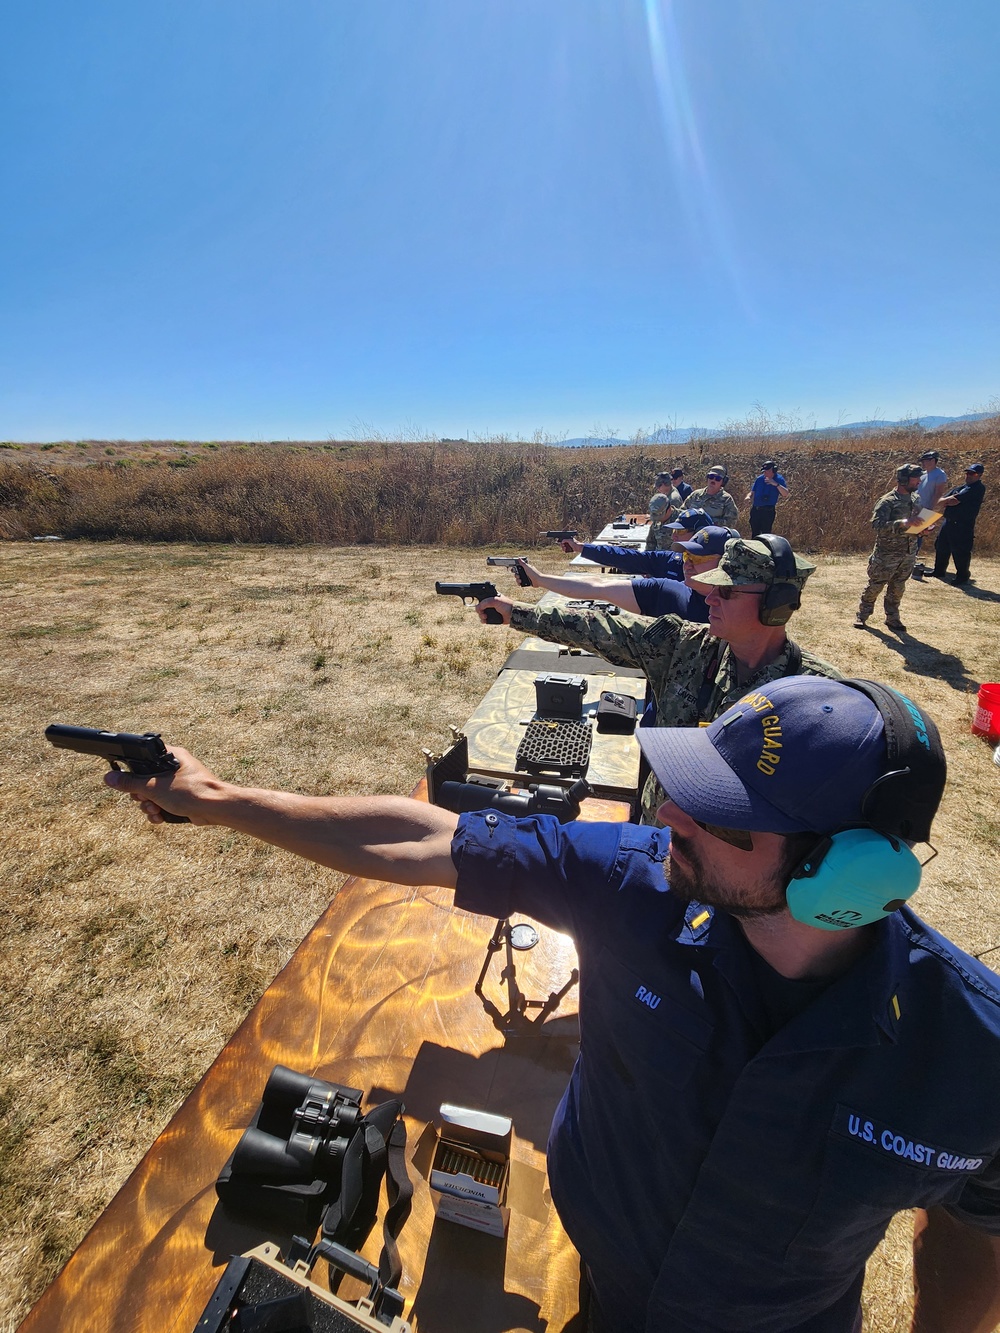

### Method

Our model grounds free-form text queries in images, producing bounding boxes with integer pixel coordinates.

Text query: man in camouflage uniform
[645,472,683,551]
[854,464,922,633]
[685,466,740,528]
[477,537,840,821]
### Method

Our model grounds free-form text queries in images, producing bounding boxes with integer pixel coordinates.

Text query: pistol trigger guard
[107,758,122,772]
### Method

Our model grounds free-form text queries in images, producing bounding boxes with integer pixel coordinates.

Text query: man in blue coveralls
[105,677,1000,1333]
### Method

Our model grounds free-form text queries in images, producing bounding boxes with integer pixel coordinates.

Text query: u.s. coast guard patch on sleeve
[833,1105,985,1172]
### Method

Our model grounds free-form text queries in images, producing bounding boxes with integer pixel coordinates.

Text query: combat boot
[853,613,869,629]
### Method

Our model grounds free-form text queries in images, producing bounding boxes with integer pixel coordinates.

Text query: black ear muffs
[756,534,801,627]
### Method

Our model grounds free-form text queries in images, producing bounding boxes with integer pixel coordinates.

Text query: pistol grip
[482,607,503,624]
[158,809,191,824]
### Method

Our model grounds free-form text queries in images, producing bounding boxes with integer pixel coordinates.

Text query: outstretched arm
[104,747,459,887]
[911,1206,1000,1333]
[512,560,640,611]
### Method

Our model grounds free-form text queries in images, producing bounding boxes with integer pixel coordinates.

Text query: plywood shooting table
[461,638,646,808]
[21,628,642,1333]
[570,515,650,568]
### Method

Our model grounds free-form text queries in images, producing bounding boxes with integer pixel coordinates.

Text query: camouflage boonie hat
[649,493,671,516]
[695,538,816,589]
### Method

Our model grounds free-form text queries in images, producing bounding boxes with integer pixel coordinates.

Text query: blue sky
[2,0,998,441]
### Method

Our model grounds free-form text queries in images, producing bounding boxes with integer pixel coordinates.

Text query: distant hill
[558,412,993,448]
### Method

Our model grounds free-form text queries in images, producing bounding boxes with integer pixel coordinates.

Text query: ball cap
[920,450,939,461]
[694,537,815,590]
[896,463,923,482]
[649,493,671,516]
[966,462,985,474]
[677,525,739,557]
[636,676,942,838]
[761,460,778,471]
[664,507,713,533]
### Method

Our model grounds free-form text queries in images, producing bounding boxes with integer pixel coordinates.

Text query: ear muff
[755,534,801,627]
[785,829,922,930]
[783,679,945,930]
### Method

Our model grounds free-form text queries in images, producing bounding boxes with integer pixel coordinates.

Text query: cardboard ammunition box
[428,1104,512,1238]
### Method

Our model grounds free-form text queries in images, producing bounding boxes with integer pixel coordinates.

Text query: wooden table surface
[20,784,630,1333]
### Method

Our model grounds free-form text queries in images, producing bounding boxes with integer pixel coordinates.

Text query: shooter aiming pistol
[434,580,503,623]
[44,724,190,823]
[485,556,532,588]
[538,530,579,541]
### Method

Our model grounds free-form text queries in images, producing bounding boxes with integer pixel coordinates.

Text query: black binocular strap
[378,1118,413,1292]
[319,1099,411,1291]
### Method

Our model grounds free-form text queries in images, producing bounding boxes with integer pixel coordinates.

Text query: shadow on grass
[956,583,1000,603]
[864,627,977,692]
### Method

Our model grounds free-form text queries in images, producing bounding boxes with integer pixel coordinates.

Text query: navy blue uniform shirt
[580,543,685,581]
[942,479,986,529]
[631,578,710,622]
[452,812,1000,1333]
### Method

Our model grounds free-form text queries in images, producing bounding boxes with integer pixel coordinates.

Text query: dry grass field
[2,428,998,554]
[2,539,999,1331]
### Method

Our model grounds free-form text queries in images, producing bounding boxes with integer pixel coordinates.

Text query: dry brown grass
[1,540,999,1330]
[1,425,998,553]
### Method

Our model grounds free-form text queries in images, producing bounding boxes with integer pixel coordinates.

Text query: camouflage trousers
[857,548,916,621]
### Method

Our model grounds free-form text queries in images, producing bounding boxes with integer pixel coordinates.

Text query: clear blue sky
[2,0,998,441]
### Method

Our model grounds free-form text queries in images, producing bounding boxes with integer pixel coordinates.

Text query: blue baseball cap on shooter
[676,525,739,558]
[664,507,713,533]
[636,676,897,837]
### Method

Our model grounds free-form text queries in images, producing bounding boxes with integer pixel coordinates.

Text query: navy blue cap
[664,507,712,533]
[676,525,738,557]
[636,677,889,835]
[966,462,984,474]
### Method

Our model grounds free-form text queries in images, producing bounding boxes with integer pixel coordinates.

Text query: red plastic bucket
[972,684,1000,741]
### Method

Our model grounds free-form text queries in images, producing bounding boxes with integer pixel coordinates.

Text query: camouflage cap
[649,492,672,516]
[695,537,816,589]
[896,463,923,482]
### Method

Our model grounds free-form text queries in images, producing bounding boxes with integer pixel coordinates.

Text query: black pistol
[434,580,503,623]
[485,556,533,588]
[538,529,579,541]
[45,724,190,823]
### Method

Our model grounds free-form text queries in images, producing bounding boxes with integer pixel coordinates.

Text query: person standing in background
[913,449,948,568]
[671,466,692,505]
[645,472,682,551]
[746,460,790,538]
[931,463,987,586]
[854,464,922,632]
[686,466,739,527]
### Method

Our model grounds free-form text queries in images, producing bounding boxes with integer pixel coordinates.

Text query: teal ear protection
[755,534,802,627]
[784,680,946,931]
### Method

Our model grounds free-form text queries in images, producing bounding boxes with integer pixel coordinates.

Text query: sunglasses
[714,585,763,600]
[682,552,717,567]
[706,476,724,483]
